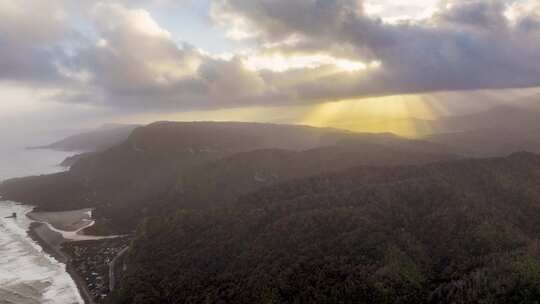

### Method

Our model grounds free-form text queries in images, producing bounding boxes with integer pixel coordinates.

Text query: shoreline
[24,207,131,304]
[28,222,96,304]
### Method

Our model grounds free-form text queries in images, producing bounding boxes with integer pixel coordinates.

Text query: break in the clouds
[1,0,540,112]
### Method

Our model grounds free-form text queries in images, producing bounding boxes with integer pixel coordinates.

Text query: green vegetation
[110,153,540,303]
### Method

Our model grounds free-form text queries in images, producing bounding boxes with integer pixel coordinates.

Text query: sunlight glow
[364,0,439,22]
[124,94,447,138]
[300,95,445,137]
[119,88,540,139]
[243,54,378,73]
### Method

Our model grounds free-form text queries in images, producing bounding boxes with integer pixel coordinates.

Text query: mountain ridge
[0,121,460,233]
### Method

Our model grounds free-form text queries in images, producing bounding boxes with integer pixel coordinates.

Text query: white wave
[0,201,84,304]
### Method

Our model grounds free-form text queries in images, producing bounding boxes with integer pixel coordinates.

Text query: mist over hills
[29,93,540,160]
[31,94,540,161]
[0,121,458,233]
[3,103,540,303]
[6,100,540,232]
[424,105,540,156]
[417,99,540,156]
[32,124,140,152]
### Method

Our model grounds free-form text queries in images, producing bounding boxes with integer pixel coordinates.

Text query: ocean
[0,145,73,181]
[0,144,84,304]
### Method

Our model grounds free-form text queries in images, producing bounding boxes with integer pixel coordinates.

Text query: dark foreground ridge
[110,152,540,304]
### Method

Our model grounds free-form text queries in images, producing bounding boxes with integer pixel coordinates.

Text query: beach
[0,141,99,304]
[25,208,126,304]
[0,202,85,304]
[27,222,96,304]
[26,208,108,304]
[0,142,130,304]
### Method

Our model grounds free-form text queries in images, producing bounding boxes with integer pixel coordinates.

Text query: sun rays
[126,94,450,138]
[299,94,446,137]
[120,87,540,139]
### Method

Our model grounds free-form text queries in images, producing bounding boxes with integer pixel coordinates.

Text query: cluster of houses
[64,238,131,303]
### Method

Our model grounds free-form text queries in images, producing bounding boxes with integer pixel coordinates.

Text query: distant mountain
[426,128,540,156]
[424,101,540,156]
[32,124,140,152]
[0,121,459,232]
[110,152,540,304]
[436,104,540,132]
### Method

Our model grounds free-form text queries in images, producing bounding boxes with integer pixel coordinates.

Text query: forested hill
[111,152,540,304]
[180,142,460,208]
[0,122,458,232]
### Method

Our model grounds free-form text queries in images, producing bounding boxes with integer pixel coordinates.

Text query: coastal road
[109,246,129,292]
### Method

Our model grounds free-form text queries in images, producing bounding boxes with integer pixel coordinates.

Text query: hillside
[181,142,459,208]
[111,152,540,304]
[0,122,458,233]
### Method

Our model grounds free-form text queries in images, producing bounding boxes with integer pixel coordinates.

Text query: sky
[1,0,540,141]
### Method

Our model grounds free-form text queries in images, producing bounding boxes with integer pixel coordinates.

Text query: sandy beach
[25,208,120,304]
[27,222,95,304]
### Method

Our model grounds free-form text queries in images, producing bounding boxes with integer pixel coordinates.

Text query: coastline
[28,222,96,304]
[27,208,122,242]
[23,207,131,304]
[0,144,98,303]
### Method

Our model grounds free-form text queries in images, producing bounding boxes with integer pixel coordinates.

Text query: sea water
[0,145,84,304]
[0,145,72,181]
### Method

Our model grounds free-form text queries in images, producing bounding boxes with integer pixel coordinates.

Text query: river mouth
[27,209,121,242]
[27,209,94,232]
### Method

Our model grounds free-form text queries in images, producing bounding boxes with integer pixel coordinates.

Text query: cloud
[63,2,271,110]
[212,0,363,42]
[364,0,438,22]
[0,0,69,84]
[84,3,194,91]
[210,0,540,96]
[435,1,508,30]
[1,0,540,114]
[505,0,540,32]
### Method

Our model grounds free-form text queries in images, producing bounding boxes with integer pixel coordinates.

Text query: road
[109,246,129,292]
